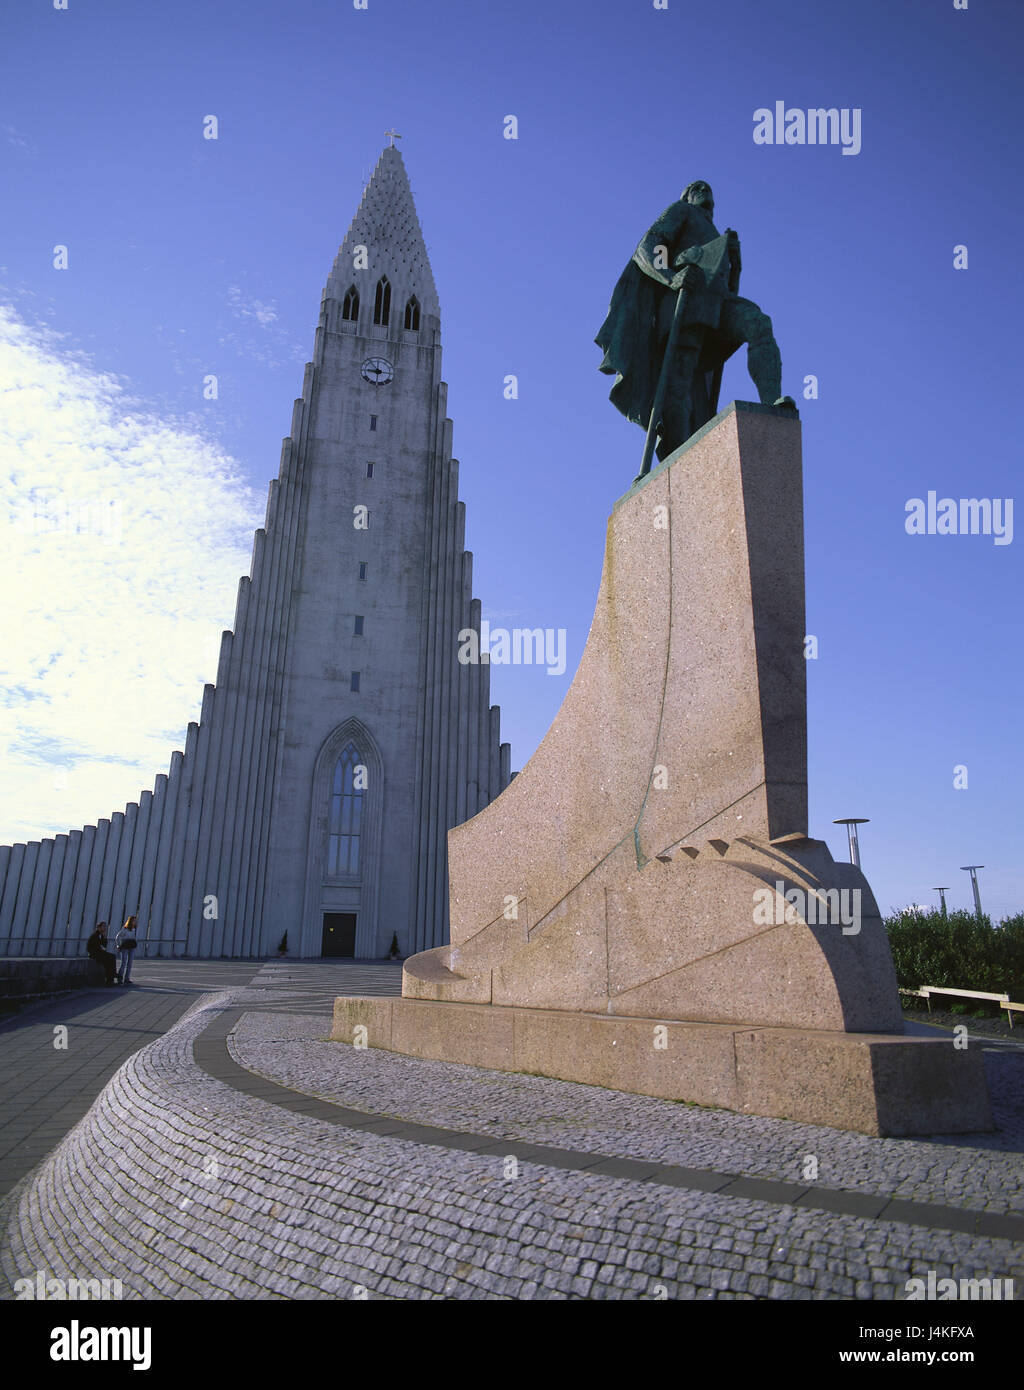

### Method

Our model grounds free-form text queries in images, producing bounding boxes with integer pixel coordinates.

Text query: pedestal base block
[330,996,993,1137]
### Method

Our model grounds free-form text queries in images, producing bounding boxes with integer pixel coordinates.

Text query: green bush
[885,909,1024,1003]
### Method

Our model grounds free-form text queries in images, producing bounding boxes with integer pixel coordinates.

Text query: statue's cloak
[595,255,666,428]
[596,203,737,431]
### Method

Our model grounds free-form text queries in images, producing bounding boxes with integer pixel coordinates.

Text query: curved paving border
[229,1012,1024,1220]
[1,993,1021,1301]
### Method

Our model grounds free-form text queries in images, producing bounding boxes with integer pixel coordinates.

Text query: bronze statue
[596,181,796,479]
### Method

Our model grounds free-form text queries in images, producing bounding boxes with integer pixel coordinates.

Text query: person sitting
[86,922,117,986]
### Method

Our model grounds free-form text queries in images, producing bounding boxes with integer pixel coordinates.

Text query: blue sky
[1,0,1021,918]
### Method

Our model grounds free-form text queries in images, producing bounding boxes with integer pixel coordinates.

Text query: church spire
[327,144,440,321]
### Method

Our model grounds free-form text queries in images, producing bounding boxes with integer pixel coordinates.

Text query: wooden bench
[901,984,1022,1029]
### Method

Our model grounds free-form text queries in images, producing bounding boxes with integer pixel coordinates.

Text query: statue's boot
[747,335,783,406]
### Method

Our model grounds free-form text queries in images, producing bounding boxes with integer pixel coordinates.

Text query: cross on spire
[385,129,402,148]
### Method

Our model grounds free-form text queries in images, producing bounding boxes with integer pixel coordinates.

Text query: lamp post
[960,866,985,918]
[833,818,870,870]
[933,887,950,917]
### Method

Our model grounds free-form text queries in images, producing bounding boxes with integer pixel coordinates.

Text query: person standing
[86,922,117,986]
[115,916,138,986]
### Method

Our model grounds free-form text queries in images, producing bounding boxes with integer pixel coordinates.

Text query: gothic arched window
[403,295,420,331]
[327,742,363,875]
[342,285,360,321]
[373,276,391,326]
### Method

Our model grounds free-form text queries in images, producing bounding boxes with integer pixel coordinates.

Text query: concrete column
[97,812,124,936]
[110,802,138,933]
[423,454,450,952]
[246,487,287,955]
[500,742,511,790]
[68,825,96,943]
[19,840,49,955]
[0,847,11,941]
[414,459,442,956]
[454,546,471,827]
[82,820,110,940]
[163,726,198,954]
[233,528,271,955]
[489,707,501,800]
[478,630,493,814]
[242,479,286,953]
[9,842,40,954]
[467,597,482,819]
[0,845,26,944]
[208,581,251,957]
[123,791,152,940]
[251,446,301,954]
[148,755,183,956]
[53,830,82,951]
[250,444,301,956]
[189,636,233,961]
[39,834,68,953]
[136,775,168,948]
[224,531,268,959]
[178,690,215,956]
[241,482,287,956]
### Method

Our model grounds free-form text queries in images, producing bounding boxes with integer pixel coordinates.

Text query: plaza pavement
[0,960,1021,1300]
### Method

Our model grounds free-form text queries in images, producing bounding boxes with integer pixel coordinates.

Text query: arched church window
[327,742,363,875]
[403,295,420,331]
[342,285,360,321]
[373,276,391,326]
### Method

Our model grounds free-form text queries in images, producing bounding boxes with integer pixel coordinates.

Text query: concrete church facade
[0,145,511,960]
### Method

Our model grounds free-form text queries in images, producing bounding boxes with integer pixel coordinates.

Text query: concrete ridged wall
[410,389,512,957]
[0,388,309,959]
[1,348,510,959]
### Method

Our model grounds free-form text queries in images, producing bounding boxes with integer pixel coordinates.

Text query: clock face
[361,357,394,385]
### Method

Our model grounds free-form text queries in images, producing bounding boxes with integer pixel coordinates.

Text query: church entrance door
[322,913,357,958]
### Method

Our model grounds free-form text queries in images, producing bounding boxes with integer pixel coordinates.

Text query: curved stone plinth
[403,404,897,1032]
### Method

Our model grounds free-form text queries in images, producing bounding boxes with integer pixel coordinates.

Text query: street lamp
[933,887,950,917]
[960,866,985,918]
[833,818,870,870]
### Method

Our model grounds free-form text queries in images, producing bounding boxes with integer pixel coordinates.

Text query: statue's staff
[637,263,699,483]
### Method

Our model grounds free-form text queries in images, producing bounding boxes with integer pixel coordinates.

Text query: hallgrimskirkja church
[0,145,512,960]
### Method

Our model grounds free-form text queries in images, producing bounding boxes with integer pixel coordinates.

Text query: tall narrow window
[350,671,360,692]
[403,295,420,331]
[354,615,364,635]
[342,285,360,321]
[369,415,378,431]
[358,561,367,581]
[327,742,363,875]
[366,462,374,478]
[373,276,391,326]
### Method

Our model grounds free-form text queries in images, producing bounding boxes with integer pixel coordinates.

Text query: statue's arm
[632,203,688,286]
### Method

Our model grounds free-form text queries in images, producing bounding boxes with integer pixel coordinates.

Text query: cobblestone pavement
[0,962,1021,1300]
[230,1012,1024,1217]
[0,961,259,1198]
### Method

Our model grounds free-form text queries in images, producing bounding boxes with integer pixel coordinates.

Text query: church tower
[0,144,511,960]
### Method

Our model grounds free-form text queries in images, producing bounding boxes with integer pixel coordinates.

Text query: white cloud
[0,304,264,843]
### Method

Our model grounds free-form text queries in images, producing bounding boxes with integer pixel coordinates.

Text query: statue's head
[683,181,714,215]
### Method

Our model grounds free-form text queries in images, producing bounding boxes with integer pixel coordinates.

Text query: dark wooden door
[321,913,356,958]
